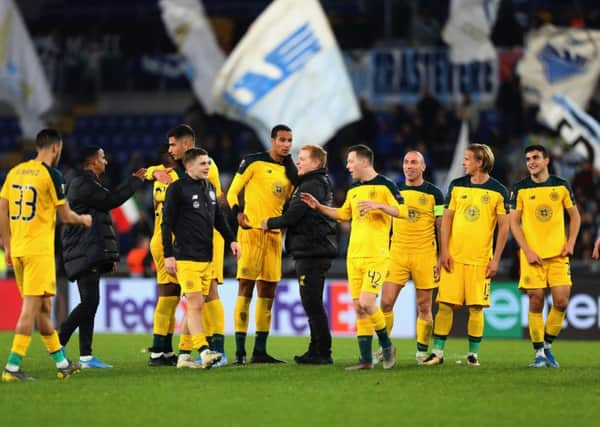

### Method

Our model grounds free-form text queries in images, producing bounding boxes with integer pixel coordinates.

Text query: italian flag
[111,196,141,233]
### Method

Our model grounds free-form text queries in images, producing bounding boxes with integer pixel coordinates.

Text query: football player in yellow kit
[510,145,580,368]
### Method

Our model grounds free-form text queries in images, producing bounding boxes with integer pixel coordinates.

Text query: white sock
[432,349,444,357]
[56,360,69,369]
[80,355,93,362]
[535,348,545,358]
[5,364,19,372]
[151,352,163,359]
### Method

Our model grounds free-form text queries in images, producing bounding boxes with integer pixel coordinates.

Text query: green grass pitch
[1,333,600,426]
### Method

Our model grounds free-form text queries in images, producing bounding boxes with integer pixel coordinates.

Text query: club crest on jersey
[481,193,490,204]
[549,190,560,201]
[535,204,553,222]
[272,182,284,197]
[407,208,420,223]
[463,205,480,222]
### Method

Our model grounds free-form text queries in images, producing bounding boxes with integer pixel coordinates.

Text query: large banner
[159,0,225,113]
[68,278,417,337]
[0,279,21,330]
[367,48,498,105]
[442,0,500,64]
[0,0,53,137]
[538,95,600,170]
[213,0,360,148]
[517,25,600,108]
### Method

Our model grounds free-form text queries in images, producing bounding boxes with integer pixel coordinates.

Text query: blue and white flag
[539,95,600,169]
[0,0,52,138]
[517,25,600,108]
[213,0,360,148]
[442,0,500,64]
[160,0,225,113]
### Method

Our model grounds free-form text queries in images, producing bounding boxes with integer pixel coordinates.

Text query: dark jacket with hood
[267,167,337,259]
[62,169,142,280]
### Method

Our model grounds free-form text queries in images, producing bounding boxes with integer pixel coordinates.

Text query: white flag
[213,0,360,148]
[160,0,225,113]
[443,121,469,192]
[539,95,600,170]
[0,0,52,138]
[442,0,500,64]
[517,25,600,108]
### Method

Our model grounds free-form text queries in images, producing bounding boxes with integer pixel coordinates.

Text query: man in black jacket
[60,146,145,368]
[162,147,241,368]
[262,145,337,364]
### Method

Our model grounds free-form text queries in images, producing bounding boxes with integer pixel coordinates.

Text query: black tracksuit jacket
[162,174,235,261]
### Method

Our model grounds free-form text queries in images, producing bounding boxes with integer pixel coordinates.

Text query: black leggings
[295,258,332,357]
[59,269,100,357]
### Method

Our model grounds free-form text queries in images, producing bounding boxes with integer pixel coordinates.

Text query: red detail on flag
[111,208,131,233]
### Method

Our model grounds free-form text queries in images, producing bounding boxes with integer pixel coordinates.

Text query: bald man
[373,151,445,365]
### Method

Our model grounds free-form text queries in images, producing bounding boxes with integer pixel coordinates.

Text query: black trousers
[59,269,100,357]
[295,258,332,357]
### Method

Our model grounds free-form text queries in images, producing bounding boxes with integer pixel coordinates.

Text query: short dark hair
[347,144,374,165]
[524,144,549,158]
[271,124,291,139]
[182,147,208,166]
[79,145,101,166]
[35,128,62,149]
[167,124,196,142]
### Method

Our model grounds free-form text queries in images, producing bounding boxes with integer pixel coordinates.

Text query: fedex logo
[223,22,321,113]
[271,281,355,335]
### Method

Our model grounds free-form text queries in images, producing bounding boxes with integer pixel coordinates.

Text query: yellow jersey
[446,175,508,266]
[226,152,296,230]
[391,181,444,252]
[337,174,406,259]
[510,175,575,259]
[0,160,66,257]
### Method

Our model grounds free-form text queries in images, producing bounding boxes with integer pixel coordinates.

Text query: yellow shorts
[437,261,490,307]
[212,230,224,284]
[347,257,389,299]
[12,254,56,296]
[518,253,572,289]
[236,228,282,282]
[150,232,177,285]
[176,260,211,296]
[388,244,437,290]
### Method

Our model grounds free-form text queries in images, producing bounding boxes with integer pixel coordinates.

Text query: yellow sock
[383,310,394,335]
[256,297,273,333]
[168,298,178,335]
[433,303,454,336]
[416,318,433,349]
[234,296,251,333]
[201,305,213,337]
[356,317,374,336]
[545,307,566,339]
[192,333,208,351]
[178,334,193,353]
[370,309,386,331]
[207,299,225,335]
[467,307,484,338]
[11,334,32,356]
[528,312,544,344]
[154,296,178,336]
[40,331,62,354]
